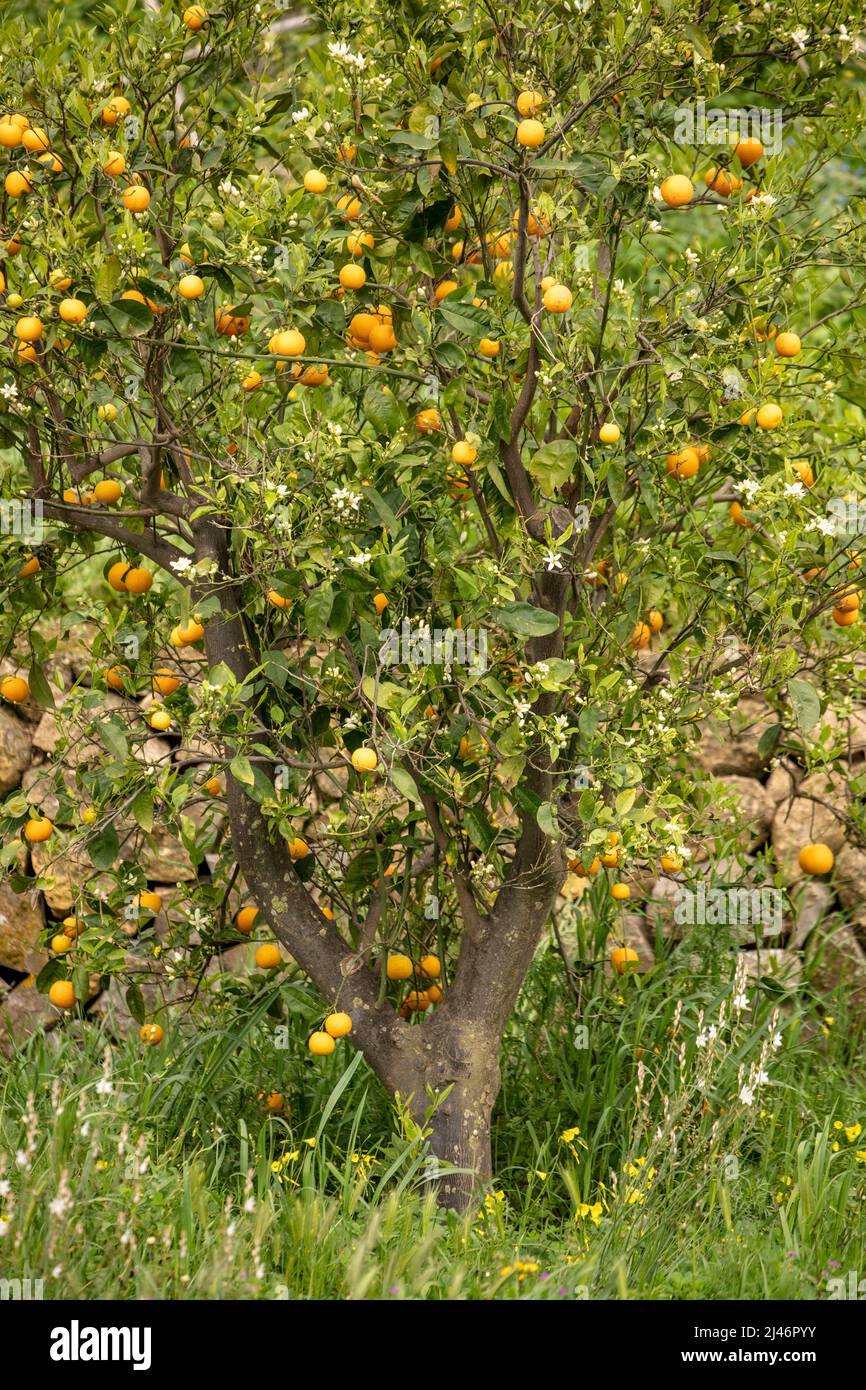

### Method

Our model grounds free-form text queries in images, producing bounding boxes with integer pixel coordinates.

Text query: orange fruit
[15,315,43,342]
[516,90,545,117]
[268,328,306,357]
[102,96,131,125]
[479,338,500,358]
[775,332,801,358]
[136,890,162,916]
[630,622,651,650]
[255,943,281,970]
[267,589,292,609]
[351,746,378,773]
[798,843,834,876]
[729,501,752,528]
[735,137,763,167]
[5,169,34,197]
[418,954,441,979]
[0,675,29,703]
[25,817,53,842]
[107,560,130,591]
[92,479,122,504]
[303,168,328,194]
[105,664,130,692]
[215,305,249,336]
[183,4,208,28]
[339,263,366,290]
[152,668,181,696]
[139,1023,164,1045]
[647,609,664,633]
[451,440,477,466]
[599,422,620,444]
[665,447,699,480]
[660,852,683,873]
[308,1031,335,1056]
[19,554,40,577]
[58,298,87,325]
[516,118,545,147]
[103,151,126,176]
[386,953,413,981]
[324,1011,353,1038]
[832,606,858,627]
[122,186,151,213]
[611,883,631,901]
[49,980,76,1009]
[659,175,693,207]
[610,946,639,974]
[756,403,782,430]
[178,274,205,300]
[235,905,258,935]
[123,567,153,593]
[704,167,742,197]
[543,283,573,313]
[415,407,442,433]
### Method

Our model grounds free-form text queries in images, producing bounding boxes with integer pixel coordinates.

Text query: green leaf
[229,755,255,786]
[527,440,577,493]
[125,983,146,1026]
[362,386,403,436]
[97,718,128,760]
[305,584,334,638]
[132,789,154,832]
[95,255,122,302]
[87,824,119,870]
[439,301,490,338]
[615,788,636,817]
[536,801,561,840]
[389,766,423,807]
[788,678,820,733]
[492,602,560,638]
[26,662,54,709]
[464,805,496,853]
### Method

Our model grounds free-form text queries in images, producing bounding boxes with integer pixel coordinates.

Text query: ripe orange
[729,501,752,528]
[415,407,442,433]
[309,1031,336,1056]
[756,403,782,429]
[136,890,162,915]
[434,278,458,303]
[235,905,258,935]
[268,328,306,357]
[543,283,572,313]
[666,447,699,479]
[49,980,76,1009]
[426,984,444,1004]
[775,332,801,358]
[148,710,171,731]
[611,883,631,901]
[610,946,639,974]
[647,609,664,633]
[516,90,545,117]
[630,621,651,651]
[183,5,208,29]
[386,953,413,981]
[660,852,684,873]
[105,664,130,692]
[15,315,43,342]
[215,305,249,336]
[798,843,834,875]
[107,560,130,591]
[122,186,151,213]
[25,817,53,842]
[451,440,477,466]
[123,567,153,594]
[373,592,389,616]
[735,137,763,167]
[832,584,860,614]
[479,338,500,358]
[659,175,693,207]
[58,298,87,325]
[242,370,262,391]
[599,422,620,444]
[103,151,126,176]
[170,618,205,646]
[1,675,29,702]
[102,96,131,125]
[303,168,328,193]
[351,746,378,773]
[152,668,181,696]
[833,606,858,626]
[178,274,205,300]
[267,589,292,609]
[140,1023,164,1045]
[324,1011,353,1038]
[339,263,366,290]
[445,204,462,232]
[516,118,545,148]
[92,479,122,504]
[51,934,73,954]
[204,776,223,796]
[19,554,40,577]
[704,167,742,197]
[289,837,310,860]
[255,943,281,970]
[346,231,374,257]
[418,954,441,979]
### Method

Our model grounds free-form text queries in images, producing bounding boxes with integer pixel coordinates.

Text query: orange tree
[1,0,865,1206]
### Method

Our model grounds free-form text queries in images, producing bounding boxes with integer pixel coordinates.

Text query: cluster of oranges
[384,952,444,1017]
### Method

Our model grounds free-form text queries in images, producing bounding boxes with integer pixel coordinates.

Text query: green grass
[1,941,864,1299]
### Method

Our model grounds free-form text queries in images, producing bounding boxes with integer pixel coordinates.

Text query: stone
[0,882,45,974]
[708,775,773,851]
[0,707,32,794]
[29,839,102,914]
[833,844,866,914]
[771,769,849,882]
[694,695,776,777]
[787,880,832,950]
[807,920,866,1018]
[765,763,798,807]
[0,977,59,1056]
[742,948,801,987]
